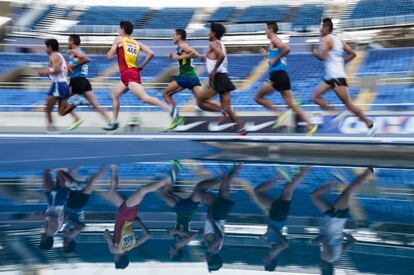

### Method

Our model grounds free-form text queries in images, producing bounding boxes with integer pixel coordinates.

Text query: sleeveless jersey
[117,221,136,253]
[177,46,197,78]
[49,52,68,83]
[69,48,88,79]
[117,37,140,73]
[268,48,287,73]
[324,34,346,79]
[206,40,228,74]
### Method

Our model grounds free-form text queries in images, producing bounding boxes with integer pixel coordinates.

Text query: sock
[170,105,179,120]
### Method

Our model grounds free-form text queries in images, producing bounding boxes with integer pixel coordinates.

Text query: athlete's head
[45,39,59,54]
[173,29,186,44]
[320,18,333,36]
[209,22,226,41]
[39,233,54,250]
[114,253,129,269]
[265,21,279,37]
[206,252,223,272]
[68,34,81,50]
[119,20,133,36]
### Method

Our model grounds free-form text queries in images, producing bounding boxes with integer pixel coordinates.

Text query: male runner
[255,22,317,135]
[104,21,170,131]
[66,34,112,128]
[199,23,245,134]
[253,166,310,271]
[311,18,376,136]
[311,168,373,274]
[104,163,180,269]
[38,39,84,132]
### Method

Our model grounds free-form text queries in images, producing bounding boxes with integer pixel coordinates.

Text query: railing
[342,14,414,29]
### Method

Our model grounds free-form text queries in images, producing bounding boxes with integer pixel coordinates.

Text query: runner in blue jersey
[255,21,317,135]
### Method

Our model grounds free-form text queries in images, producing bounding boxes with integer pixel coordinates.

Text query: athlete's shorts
[48,82,70,99]
[324,207,349,218]
[208,196,235,221]
[269,70,291,92]
[45,186,68,206]
[267,220,285,244]
[323,78,348,88]
[268,199,291,222]
[173,198,199,213]
[175,76,201,90]
[66,190,90,209]
[120,68,142,86]
[70,77,92,95]
[209,73,236,93]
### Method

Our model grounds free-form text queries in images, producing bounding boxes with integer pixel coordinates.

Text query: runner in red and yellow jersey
[104,21,170,131]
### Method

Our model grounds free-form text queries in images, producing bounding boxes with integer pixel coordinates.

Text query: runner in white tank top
[311,18,375,136]
[200,23,245,135]
[38,39,83,132]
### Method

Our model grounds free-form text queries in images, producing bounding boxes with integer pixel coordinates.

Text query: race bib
[126,43,138,56]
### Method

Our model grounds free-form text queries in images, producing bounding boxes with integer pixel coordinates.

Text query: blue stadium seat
[142,8,196,29]
[77,6,150,27]
[235,6,291,23]
[292,4,324,30]
[349,0,414,19]
[207,7,237,22]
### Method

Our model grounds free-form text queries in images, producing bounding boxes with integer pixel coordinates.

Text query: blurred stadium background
[0,0,412,132]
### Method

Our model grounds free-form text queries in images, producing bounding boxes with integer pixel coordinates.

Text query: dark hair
[320,260,334,275]
[45,39,59,52]
[210,22,226,40]
[266,21,279,33]
[322,18,333,32]
[207,253,223,272]
[69,34,81,46]
[175,29,187,41]
[120,20,133,35]
[63,238,76,253]
[264,258,277,272]
[171,247,184,261]
[115,254,130,269]
[39,233,54,250]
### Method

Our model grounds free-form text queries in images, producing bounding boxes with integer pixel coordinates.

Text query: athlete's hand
[137,65,144,71]
[268,58,277,66]
[209,70,216,81]
[37,68,48,76]
[200,55,206,63]
[170,52,180,61]
[260,48,268,58]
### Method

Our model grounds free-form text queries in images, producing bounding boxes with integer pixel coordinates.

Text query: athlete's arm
[171,43,199,61]
[107,37,121,60]
[260,47,268,58]
[137,43,154,71]
[312,36,332,61]
[343,41,357,63]
[208,41,225,80]
[104,229,116,253]
[134,217,151,247]
[68,49,90,69]
[269,36,290,65]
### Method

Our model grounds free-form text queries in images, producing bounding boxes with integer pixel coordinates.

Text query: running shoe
[67,118,85,131]
[306,124,318,136]
[331,110,350,127]
[238,128,248,136]
[273,109,292,129]
[171,160,183,174]
[46,125,60,134]
[165,116,184,131]
[103,122,119,131]
[275,165,292,182]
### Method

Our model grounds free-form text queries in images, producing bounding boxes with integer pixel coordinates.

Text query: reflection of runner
[202,164,241,272]
[59,166,108,253]
[311,168,373,275]
[253,167,310,271]
[40,169,69,250]
[104,164,179,269]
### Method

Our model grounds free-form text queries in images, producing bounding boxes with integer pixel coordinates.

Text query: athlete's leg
[280,89,313,128]
[128,82,170,112]
[163,80,182,106]
[219,91,244,129]
[111,81,128,122]
[125,174,171,207]
[158,187,180,208]
[334,168,372,210]
[45,96,57,126]
[311,183,333,213]
[103,165,125,208]
[83,91,111,124]
[333,85,373,128]
[255,82,277,111]
[253,179,278,211]
[193,86,222,112]
[312,82,334,110]
[280,166,310,201]
[58,99,80,121]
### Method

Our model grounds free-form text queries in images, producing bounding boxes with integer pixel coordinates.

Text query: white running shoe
[367,124,377,137]
[331,110,351,127]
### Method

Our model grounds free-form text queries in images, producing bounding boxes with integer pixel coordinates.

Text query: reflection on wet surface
[0,161,413,274]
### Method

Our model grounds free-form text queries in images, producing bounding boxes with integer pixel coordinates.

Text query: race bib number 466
[126,43,138,55]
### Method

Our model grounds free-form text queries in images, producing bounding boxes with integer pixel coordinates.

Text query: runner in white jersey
[311,168,373,274]
[311,18,376,136]
[199,23,245,135]
[38,39,83,132]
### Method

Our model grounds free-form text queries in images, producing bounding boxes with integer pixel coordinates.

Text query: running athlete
[253,166,310,271]
[311,18,376,136]
[255,22,317,135]
[38,39,84,132]
[311,168,373,274]
[199,23,245,134]
[163,29,224,130]
[104,21,170,131]
[104,163,180,269]
[66,34,112,128]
